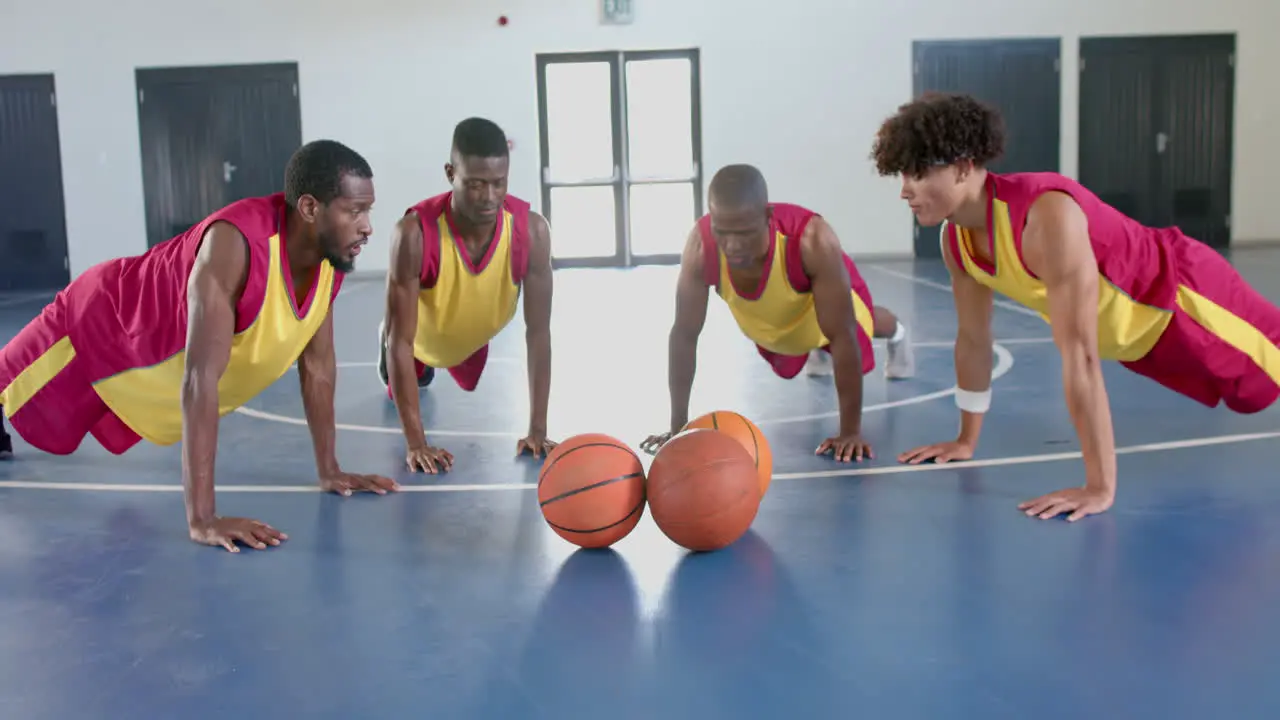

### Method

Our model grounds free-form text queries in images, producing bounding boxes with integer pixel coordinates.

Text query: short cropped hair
[871,92,1005,178]
[452,117,509,159]
[283,139,373,206]
[708,164,769,210]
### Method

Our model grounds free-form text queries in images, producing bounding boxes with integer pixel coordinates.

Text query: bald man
[641,164,915,462]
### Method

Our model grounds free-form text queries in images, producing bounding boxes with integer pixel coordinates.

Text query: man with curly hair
[872,92,1280,522]
[640,163,915,463]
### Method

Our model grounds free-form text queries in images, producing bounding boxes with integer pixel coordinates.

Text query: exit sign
[601,0,634,25]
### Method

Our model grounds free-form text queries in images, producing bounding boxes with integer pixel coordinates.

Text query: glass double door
[536,49,702,268]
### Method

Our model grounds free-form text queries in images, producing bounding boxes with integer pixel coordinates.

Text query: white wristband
[955,388,991,414]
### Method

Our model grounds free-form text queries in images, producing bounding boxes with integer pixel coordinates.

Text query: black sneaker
[0,417,12,461]
[377,320,390,388]
[378,320,435,390]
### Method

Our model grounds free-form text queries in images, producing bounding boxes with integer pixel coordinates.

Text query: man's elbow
[956,326,992,354]
[525,319,551,344]
[181,362,221,403]
[670,319,701,346]
[387,330,415,361]
[1059,332,1101,377]
[826,326,860,355]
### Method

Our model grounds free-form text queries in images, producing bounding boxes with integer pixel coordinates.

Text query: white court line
[0,292,54,309]
[869,265,1045,319]
[3,426,1277,493]
[237,340,1030,435]
[0,480,532,493]
[328,337,1051,369]
[234,406,519,438]
[300,356,521,370]
[756,342,1014,425]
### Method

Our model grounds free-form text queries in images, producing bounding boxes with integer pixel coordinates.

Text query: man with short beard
[0,139,396,552]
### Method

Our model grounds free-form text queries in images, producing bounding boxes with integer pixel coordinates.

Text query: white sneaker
[885,322,915,380]
[804,350,834,376]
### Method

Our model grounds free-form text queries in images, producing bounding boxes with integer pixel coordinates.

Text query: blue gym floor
[3,252,1280,719]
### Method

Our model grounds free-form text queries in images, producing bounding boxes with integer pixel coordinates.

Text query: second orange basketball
[684,410,773,497]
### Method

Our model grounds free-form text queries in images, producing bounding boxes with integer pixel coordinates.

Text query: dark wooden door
[136,63,302,248]
[0,74,71,290]
[911,38,1062,258]
[1079,34,1235,248]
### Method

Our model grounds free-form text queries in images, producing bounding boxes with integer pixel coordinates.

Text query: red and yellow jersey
[406,192,531,369]
[698,202,874,357]
[1,193,344,445]
[943,171,1196,361]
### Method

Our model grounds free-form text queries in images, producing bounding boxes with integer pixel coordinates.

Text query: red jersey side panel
[0,193,344,453]
[950,171,1280,413]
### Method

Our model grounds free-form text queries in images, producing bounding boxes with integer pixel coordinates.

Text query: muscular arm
[523,213,554,437]
[297,306,340,476]
[1021,192,1117,495]
[182,221,249,528]
[385,214,428,448]
[667,225,710,433]
[941,222,996,448]
[799,218,865,437]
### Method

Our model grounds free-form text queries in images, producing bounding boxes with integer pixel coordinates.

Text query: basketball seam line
[539,471,644,506]
[545,499,646,534]
[702,413,760,470]
[653,491,757,526]
[536,441,631,487]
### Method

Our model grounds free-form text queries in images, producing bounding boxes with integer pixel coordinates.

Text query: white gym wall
[2,0,1277,276]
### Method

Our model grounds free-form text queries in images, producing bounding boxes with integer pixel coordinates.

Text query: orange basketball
[538,433,647,549]
[647,428,760,552]
[684,410,773,497]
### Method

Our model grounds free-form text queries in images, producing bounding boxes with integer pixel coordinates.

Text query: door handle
[1155,132,1169,154]
[223,161,238,183]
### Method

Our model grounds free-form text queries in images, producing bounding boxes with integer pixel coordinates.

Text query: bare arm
[385,214,428,448]
[1020,192,1117,497]
[182,221,249,528]
[667,225,710,433]
[522,212,554,439]
[941,221,996,448]
[299,285,398,493]
[799,218,865,438]
[297,306,340,476]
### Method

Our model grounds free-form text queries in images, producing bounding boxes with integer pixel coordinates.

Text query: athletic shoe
[378,320,434,399]
[885,322,916,380]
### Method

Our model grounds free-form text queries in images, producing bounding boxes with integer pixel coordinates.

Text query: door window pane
[625,59,694,180]
[545,62,616,182]
[549,186,617,259]
[628,182,696,257]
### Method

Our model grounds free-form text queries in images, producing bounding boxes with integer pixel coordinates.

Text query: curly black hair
[283,139,373,207]
[870,92,1005,178]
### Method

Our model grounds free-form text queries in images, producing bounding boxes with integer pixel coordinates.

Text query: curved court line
[325,357,521,369]
[327,338,1050,371]
[235,340,1030,437]
[868,265,1044,319]
[3,426,1278,493]
[233,405,520,438]
[0,292,54,309]
[755,343,1014,425]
